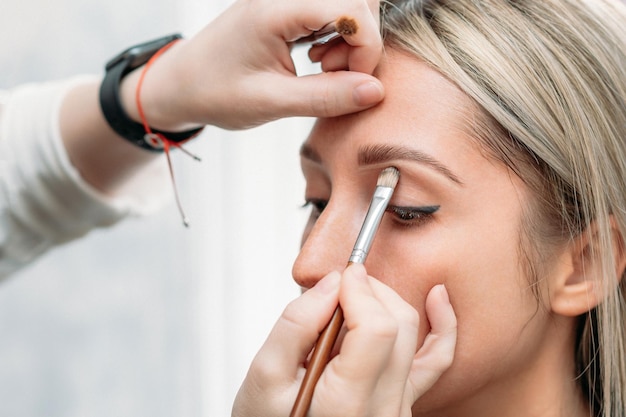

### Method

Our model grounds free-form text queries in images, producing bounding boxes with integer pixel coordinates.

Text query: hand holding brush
[290,167,400,417]
[232,167,457,417]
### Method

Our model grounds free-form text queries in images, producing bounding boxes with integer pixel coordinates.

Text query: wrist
[118,42,198,132]
[99,34,203,151]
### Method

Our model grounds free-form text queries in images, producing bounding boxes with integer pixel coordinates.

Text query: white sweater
[0,77,168,278]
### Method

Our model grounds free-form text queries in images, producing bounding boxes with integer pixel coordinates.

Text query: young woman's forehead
[305,51,479,152]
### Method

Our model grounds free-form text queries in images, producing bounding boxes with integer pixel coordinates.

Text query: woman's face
[293,50,564,413]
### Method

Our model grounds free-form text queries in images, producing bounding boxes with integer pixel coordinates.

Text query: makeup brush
[294,16,360,46]
[290,166,400,417]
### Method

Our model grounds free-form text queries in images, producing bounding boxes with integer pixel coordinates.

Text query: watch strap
[99,34,203,152]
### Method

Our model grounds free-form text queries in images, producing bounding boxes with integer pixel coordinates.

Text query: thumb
[406,284,457,402]
[271,71,384,118]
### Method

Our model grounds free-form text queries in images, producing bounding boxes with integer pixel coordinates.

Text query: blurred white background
[0,0,312,415]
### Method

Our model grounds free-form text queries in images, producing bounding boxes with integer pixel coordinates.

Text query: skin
[58,0,384,195]
[285,49,587,416]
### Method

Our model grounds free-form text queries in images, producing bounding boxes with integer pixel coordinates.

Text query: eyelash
[302,199,328,220]
[385,205,440,227]
[303,199,439,227]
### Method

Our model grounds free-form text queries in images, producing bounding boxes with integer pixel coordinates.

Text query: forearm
[59,78,161,195]
[58,39,200,196]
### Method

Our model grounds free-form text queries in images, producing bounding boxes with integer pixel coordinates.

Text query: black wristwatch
[99,34,203,152]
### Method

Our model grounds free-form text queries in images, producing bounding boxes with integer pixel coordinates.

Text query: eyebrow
[300,142,463,185]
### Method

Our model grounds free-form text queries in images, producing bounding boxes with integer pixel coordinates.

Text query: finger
[365,277,421,369]
[312,266,419,417]
[406,285,457,401]
[308,42,333,63]
[365,277,420,407]
[332,278,419,417]
[311,40,376,75]
[324,264,398,393]
[251,271,341,384]
[269,0,382,73]
[319,42,351,72]
[308,41,350,71]
[340,13,383,73]
[260,71,384,119]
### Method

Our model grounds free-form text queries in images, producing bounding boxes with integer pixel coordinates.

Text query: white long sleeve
[0,77,169,278]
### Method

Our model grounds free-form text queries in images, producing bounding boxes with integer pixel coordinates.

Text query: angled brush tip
[377,167,400,189]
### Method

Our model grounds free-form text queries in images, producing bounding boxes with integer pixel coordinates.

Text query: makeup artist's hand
[119,0,385,132]
[231,264,457,417]
[60,0,383,195]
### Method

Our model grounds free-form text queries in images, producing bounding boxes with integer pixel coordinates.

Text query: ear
[549,217,626,317]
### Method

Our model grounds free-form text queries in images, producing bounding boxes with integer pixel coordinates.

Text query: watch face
[127,45,161,69]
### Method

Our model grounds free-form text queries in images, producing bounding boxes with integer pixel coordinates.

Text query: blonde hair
[381,0,626,415]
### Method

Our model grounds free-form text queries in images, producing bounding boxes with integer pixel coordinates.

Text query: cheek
[367,221,540,362]
[366,223,550,408]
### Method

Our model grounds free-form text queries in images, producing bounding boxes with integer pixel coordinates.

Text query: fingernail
[353,81,384,107]
[438,284,451,304]
[346,262,367,280]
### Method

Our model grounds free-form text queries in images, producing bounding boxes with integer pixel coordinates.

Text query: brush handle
[289,173,397,416]
[289,303,345,417]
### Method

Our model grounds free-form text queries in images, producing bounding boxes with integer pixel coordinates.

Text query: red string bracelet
[135,39,201,227]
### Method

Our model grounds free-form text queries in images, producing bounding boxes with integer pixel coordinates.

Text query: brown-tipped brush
[293,16,360,46]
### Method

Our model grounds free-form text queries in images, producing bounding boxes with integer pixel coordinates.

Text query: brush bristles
[377,167,400,189]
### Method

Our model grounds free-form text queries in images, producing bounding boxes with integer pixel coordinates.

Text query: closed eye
[386,205,440,227]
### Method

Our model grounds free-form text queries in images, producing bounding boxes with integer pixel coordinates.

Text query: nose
[292,199,366,290]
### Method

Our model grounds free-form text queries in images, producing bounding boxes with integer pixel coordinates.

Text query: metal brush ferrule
[293,22,340,46]
[349,186,394,264]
